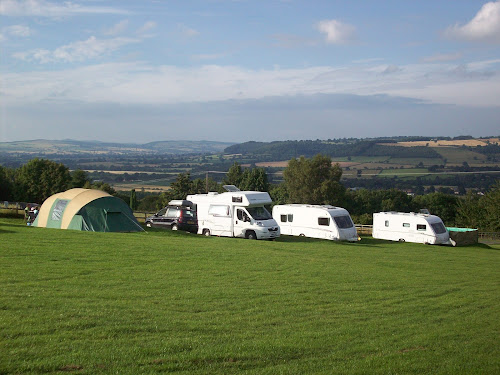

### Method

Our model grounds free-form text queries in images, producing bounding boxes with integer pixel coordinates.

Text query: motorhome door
[234,207,250,238]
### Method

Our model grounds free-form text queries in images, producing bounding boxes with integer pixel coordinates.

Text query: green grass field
[1,218,499,374]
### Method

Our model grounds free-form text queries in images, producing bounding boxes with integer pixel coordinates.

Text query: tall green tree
[0,165,14,201]
[129,189,137,210]
[413,192,458,225]
[223,162,244,188]
[70,169,90,188]
[15,158,71,203]
[481,181,500,232]
[284,154,345,205]
[169,172,193,200]
[240,167,269,192]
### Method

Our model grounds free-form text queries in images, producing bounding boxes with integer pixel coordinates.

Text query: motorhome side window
[417,224,426,231]
[208,205,230,217]
[318,217,330,226]
[403,223,410,227]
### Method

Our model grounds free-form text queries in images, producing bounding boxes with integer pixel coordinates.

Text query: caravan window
[385,220,389,227]
[287,214,293,222]
[431,222,447,234]
[333,215,354,229]
[280,214,287,223]
[403,223,410,228]
[280,214,293,223]
[209,205,230,217]
[318,217,330,226]
[417,224,426,231]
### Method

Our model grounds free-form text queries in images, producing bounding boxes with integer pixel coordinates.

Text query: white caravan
[372,212,450,245]
[272,204,359,242]
[186,186,280,240]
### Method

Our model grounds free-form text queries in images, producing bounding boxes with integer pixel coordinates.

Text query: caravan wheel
[398,238,405,242]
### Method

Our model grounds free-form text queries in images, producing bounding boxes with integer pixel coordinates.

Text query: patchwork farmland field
[1,218,499,374]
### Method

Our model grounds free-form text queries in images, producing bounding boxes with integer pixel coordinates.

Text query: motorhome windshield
[333,215,354,229]
[247,206,272,220]
[431,222,447,234]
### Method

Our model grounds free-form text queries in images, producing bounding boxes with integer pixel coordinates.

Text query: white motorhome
[372,212,450,245]
[186,186,280,240]
[272,204,359,242]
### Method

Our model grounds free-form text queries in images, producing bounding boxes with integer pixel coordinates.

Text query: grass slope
[1,218,499,374]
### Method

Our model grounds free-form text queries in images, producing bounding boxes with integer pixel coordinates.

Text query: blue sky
[1,0,499,143]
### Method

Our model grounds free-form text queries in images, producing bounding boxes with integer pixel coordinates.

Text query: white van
[272,204,359,241]
[186,186,280,240]
[372,212,450,245]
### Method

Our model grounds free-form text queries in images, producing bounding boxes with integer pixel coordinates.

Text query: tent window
[52,200,69,221]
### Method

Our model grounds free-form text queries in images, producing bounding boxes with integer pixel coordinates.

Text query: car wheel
[146,222,152,228]
[171,224,178,231]
[203,229,210,236]
[246,231,257,240]
[399,238,405,242]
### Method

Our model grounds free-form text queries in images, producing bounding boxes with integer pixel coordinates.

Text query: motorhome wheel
[246,231,257,240]
[203,229,210,236]
[399,238,405,242]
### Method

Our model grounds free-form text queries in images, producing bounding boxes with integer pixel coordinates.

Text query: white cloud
[3,24,32,37]
[422,52,463,63]
[0,0,128,17]
[316,19,356,44]
[178,24,200,38]
[445,1,500,43]
[2,60,500,108]
[13,36,139,63]
[104,20,129,36]
[137,21,157,34]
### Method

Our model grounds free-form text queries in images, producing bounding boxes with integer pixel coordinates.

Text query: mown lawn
[1,218,499,374]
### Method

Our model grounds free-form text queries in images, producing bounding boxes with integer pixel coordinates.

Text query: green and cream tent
[33,188,143,232]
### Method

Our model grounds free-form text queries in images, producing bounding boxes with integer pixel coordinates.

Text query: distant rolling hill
[0,139,235,155]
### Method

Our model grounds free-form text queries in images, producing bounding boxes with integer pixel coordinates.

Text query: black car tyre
[146,222,152,228]
[172,224,178,231]
[246,231,257,240]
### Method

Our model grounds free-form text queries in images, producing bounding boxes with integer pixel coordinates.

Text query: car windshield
[333,215,354,229]
[247,206,272,220]
[431,222,447,234]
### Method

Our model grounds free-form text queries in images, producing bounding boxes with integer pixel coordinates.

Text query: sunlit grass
[1,218,499,374]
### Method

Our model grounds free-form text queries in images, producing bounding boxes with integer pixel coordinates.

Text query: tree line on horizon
[0,156,498,232]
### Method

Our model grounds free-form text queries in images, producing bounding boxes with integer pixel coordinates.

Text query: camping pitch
[33,188,143,232]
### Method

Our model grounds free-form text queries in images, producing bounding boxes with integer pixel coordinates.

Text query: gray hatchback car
[145,200,198,233]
